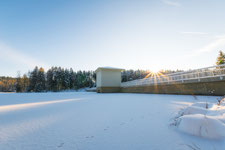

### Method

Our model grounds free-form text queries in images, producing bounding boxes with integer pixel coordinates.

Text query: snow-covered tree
[216,50,225,65]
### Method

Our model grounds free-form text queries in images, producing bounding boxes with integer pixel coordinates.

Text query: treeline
[15,66,96,92]
[0,77,16,92]
[0,68,186,92]
[121,69,184,82]
[122,70,149,82]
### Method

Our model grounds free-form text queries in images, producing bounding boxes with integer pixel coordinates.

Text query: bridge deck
[121,64,225,87]
[121,64,225,95]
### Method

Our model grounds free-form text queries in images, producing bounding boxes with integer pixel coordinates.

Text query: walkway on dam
[121,64,225,87]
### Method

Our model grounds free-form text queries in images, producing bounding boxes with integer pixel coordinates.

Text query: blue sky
[1,0,225,76]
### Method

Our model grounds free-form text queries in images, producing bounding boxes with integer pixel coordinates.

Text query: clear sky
[1,0,225,76]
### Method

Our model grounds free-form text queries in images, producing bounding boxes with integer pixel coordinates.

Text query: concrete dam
[96,64,225,96]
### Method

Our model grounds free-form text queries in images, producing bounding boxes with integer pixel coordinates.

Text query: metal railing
[121,64,225,87]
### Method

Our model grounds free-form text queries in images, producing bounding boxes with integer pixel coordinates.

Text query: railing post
[211,70,214,76]
[219,67,222,76]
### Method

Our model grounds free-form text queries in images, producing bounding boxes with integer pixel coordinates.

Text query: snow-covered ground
[0,92,224,150]
[173,100,225,140]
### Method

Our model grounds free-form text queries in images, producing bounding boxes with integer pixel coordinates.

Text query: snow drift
[174,101,225,139]
[178,114,225,139]
[182,106,208,115]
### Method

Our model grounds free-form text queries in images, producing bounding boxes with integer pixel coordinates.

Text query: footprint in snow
[104,126,110,131]
[120,122,125,125]
[57,143,64,148]
[85,136,94,139]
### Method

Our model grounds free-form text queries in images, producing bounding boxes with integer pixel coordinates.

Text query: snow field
[0,92,225,150]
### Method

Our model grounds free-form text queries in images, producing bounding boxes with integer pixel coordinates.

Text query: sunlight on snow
[0,99,81,113]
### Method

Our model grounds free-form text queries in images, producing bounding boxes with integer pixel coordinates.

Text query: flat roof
[95,67,124,72]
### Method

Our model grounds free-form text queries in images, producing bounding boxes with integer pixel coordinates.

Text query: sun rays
[144,70,169,84]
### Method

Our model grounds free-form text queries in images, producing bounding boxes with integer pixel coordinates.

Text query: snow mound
[174,101,225,139]
[183,106,208,115]
[178,114,225,139]
[191,102,213,108]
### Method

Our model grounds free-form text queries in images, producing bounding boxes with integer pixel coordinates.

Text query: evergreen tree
[22,74,29,92]
[46,67,54,91]
[52,67,58,91]
[16,72,23,92]
[69,68,76,89]
[56,67,64,91]
[216,50,225,65]
[28,66,46,92]
[64,69,70,90]
[28,66,39,92]
[35,67,46,92]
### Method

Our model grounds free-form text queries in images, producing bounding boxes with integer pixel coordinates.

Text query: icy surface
[0,92,224,150]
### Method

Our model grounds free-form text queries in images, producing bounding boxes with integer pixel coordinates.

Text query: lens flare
[144,69,168,85]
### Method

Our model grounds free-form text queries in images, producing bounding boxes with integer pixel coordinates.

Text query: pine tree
[28,67,46,92]
[35,67,46,92]
[22,74,29,92]
[69,68,75,89]
[55,67,64,91]
[28,66,39,92]
[16,72,23,92]
[64,69,70,90]
[46,67,53,91]
[216,50,225,65]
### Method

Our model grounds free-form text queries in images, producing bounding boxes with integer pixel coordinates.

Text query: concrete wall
[96,71,102,87]
[97,70,121,87]
[97,87,121,93]
[96,68,123,93]
[121,77,225,96]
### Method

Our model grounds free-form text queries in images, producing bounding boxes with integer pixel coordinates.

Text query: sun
[144,68,165,79]
[151,68,160,74]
